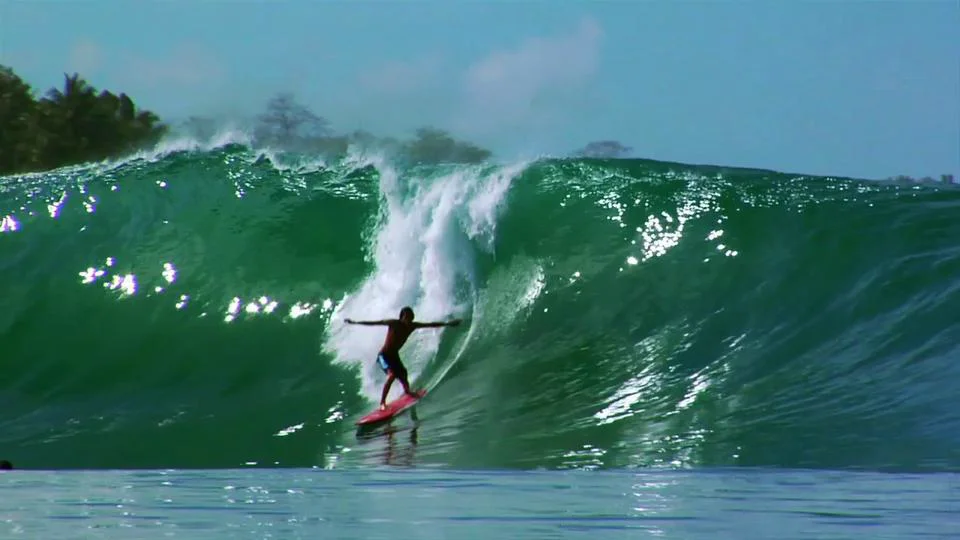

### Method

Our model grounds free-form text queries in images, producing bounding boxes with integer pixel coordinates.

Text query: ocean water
[2,137,959,537]
[3,468,958,539]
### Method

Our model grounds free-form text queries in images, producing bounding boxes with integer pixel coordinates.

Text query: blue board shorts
[376,351,407,379]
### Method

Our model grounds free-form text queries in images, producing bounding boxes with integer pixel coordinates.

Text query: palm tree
[40,73,100,164]
[0,66,42,173]
[0,65,169,174]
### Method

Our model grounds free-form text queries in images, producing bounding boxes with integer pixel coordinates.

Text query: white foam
[325,160,528,402]
[93,124,255,174]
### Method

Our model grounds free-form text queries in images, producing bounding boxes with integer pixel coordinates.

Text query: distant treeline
[887,174,955,185]
[0,64,633,175]
[182,93,635,166]
[205,92,495,166]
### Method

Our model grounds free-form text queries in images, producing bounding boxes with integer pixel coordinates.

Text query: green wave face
[2,144,958,471]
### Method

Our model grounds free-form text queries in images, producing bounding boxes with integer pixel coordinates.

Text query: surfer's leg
[380,372,396,409]
[385,353,417,398]
[396,365,418,398]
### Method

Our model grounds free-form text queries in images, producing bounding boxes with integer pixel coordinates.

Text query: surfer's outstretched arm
[345,318,396,326]
[413,319,462,329]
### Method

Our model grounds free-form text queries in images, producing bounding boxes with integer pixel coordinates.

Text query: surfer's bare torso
[380,321,415,356]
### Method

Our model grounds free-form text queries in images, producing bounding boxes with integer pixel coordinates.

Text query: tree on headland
[254,92,330,147]
[573,140,632,159]
[0,65,167,175]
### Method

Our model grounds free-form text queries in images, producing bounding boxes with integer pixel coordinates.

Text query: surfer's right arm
[345,318,396,326]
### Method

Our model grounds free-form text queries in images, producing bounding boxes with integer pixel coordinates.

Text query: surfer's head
[399,306,414,323]
[0,460,12,470]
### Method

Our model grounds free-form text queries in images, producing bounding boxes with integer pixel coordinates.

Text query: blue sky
[1,1,957,179]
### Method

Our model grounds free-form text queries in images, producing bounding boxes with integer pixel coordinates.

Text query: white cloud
[123,43,225,88]
[456,17,603,134]
[67,39,103,75]
[358,55,443,96]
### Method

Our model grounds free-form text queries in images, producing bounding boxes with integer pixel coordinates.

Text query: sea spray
[325,159,527,402]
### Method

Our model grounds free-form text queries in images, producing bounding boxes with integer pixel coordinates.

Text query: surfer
[346,307,461,410]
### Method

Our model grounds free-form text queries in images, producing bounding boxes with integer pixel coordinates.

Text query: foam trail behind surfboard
[423,295,480,393]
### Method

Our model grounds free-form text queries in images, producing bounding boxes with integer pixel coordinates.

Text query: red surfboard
[356,389,427,426]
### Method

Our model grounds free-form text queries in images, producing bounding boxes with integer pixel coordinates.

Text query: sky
[1,1,957,179]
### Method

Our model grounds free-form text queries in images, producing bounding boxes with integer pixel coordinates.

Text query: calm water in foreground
[1,468,957,539]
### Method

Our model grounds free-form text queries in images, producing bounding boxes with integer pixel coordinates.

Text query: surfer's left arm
[414,319,462,329]
[345,318,395,326]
